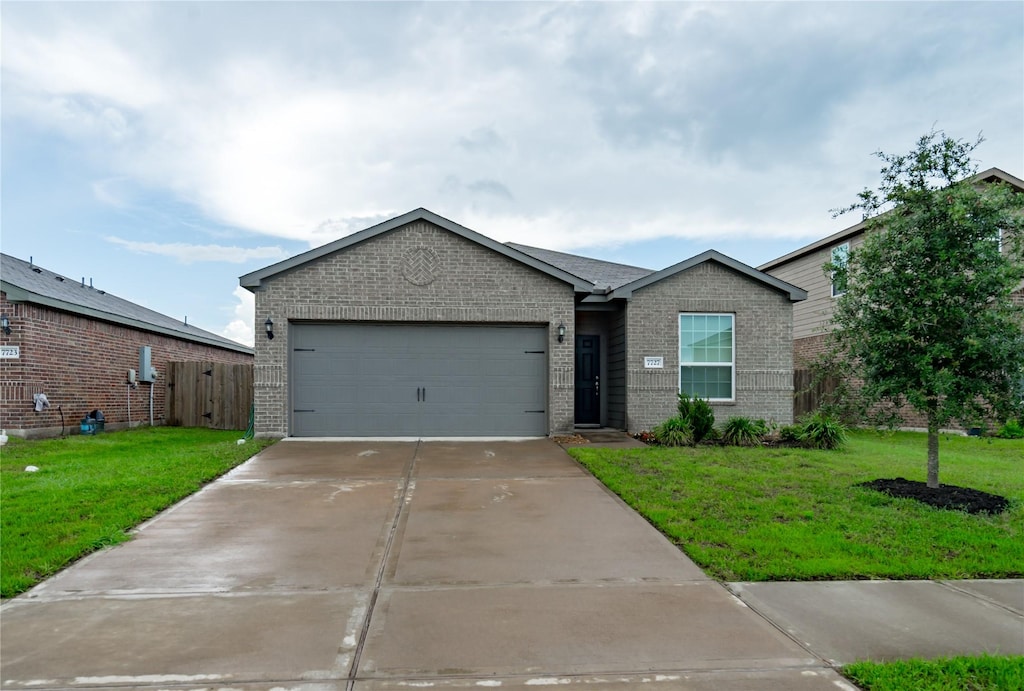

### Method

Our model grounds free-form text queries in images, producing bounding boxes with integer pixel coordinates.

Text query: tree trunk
[927,417,940,489]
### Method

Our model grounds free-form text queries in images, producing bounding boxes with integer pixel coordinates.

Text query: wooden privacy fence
[167,361,254,430]
[793,368,840,419]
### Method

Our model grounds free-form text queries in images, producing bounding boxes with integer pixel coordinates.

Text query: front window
[679,313,734,401]
[831,243,849,297]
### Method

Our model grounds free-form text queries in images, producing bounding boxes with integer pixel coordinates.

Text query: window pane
[831,243,849,296]
[679,315,694,361]
[680,366,733,399]
[679,314,732,364]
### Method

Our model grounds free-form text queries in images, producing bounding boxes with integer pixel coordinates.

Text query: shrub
[653,416,694,447]
[721,417,766,446]
[677,393,716,443]
[676,393,694,420]
[778,424,804,443]
[996,419,1024,439]
[800,410,849,450]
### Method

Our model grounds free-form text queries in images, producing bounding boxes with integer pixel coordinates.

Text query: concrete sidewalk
[1,438,1020,690]
[728,579,1023,666]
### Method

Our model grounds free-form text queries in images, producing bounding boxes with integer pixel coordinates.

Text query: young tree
[827,131,1024,488]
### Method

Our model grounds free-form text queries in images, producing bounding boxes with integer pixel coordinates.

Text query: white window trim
[831,242,850,298]
[678,312,735,403]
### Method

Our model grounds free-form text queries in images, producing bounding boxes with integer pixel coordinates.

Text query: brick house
[240,208,806,438]
[1,253,253,438]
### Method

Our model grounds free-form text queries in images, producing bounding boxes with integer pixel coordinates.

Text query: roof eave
[611,250,807,302]
[758,218,870,272]
[1,281,253,355]
[759,166,1024,272]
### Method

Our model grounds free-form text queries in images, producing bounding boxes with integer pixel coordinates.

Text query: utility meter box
[138,346,156,383]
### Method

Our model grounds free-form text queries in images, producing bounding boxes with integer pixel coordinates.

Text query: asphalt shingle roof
[1,253,251,353]
[506,243,654,290]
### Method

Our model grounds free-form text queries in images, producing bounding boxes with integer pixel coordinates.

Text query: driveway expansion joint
[345,440,420,690]
[935,578,1024,616]
[724,582,836,670]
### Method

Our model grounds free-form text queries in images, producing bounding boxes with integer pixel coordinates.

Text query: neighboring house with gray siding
[241,208,806,438]
[759,167,1024,369]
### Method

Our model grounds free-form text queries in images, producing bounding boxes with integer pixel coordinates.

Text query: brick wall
[252,221,576,437]
[794,333,830,368]
[0,293,253,438]
[624,262,796,431]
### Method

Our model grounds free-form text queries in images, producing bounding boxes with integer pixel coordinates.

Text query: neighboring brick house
[758,167,1024,427]
[1,253,253,438]
[240,208,806,438]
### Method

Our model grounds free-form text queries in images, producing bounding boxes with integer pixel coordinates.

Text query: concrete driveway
[1,440,853,689]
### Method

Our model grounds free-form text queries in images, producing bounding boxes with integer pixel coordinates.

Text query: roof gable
[240,208,593,291]
[611,249,807,302]
[1,253,251,353]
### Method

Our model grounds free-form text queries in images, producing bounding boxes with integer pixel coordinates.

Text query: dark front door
[575,335,600,425]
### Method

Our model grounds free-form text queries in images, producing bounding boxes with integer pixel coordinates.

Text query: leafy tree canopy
[826,131,1024,487]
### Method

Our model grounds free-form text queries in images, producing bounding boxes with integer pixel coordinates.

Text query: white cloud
[104,237,289,264]
[220,286,255,348]
[3,1,1022,256]
[3,26,165,110]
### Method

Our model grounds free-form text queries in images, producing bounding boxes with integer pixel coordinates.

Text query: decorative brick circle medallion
[401,246,440,286]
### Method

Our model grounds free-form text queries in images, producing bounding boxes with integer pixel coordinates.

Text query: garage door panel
[290,324,547,437]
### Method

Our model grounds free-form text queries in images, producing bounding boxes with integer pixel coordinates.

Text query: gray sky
[3,2,1022,345]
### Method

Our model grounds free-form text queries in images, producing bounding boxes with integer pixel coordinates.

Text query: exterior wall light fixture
[557,322,566,343]
[265,317,274,340]
[1,315,10,336]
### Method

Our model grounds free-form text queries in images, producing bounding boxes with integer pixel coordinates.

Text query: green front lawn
[568,430,1023,581]
[842,655,1024,691]
[1,427,277,598]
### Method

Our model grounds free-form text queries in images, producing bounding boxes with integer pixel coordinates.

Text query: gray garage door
[290,323,548,437]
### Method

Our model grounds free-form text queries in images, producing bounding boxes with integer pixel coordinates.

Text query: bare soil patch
[857,477,1010,515]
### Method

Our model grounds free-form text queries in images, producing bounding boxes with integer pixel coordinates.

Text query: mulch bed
[857,477,1010,515]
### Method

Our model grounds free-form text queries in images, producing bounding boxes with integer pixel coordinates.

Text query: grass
[0,427,277,598]
[568,430,1023,581]
[572,431,1024,687]
[842,655,1024,690]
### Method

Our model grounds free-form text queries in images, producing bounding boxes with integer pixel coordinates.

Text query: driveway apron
[1,440,850,690]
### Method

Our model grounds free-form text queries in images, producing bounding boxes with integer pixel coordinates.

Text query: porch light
[0,314,10,336]
[265,317,274,340]
[557,322,566,343]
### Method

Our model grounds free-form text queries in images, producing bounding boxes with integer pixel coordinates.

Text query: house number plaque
[644,356,664,369]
